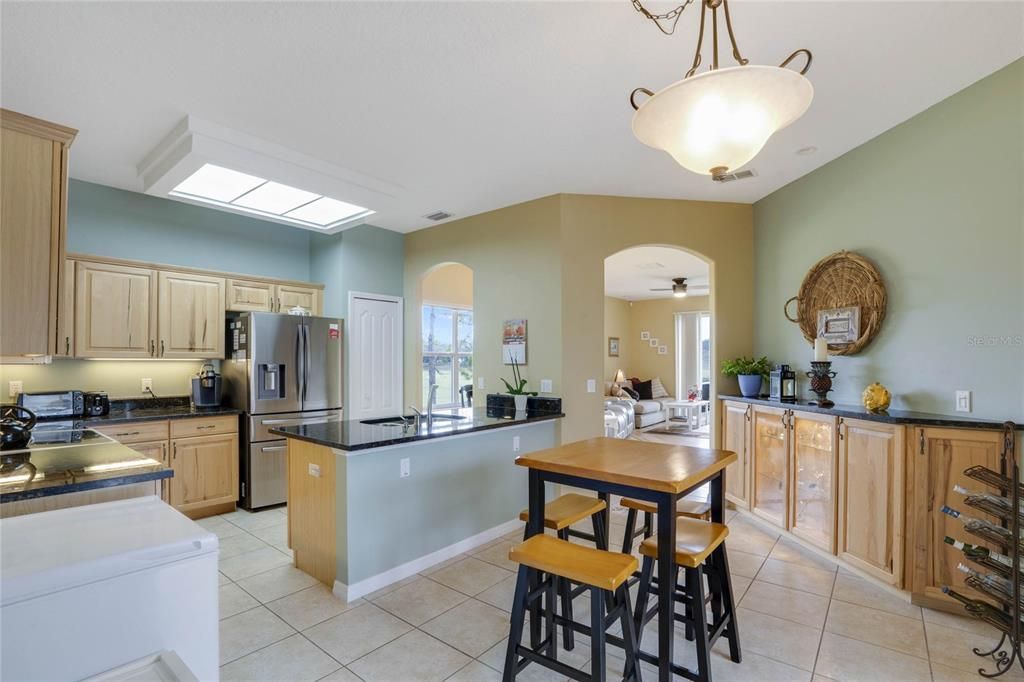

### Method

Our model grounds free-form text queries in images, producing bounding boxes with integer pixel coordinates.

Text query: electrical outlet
[308,463,321,477]
[400,458,411,478]
[477,376,486,390]
[955,390,972,413]
[141,378,153,393]
[540,379,553,393]
[513,436,521,452]
[586,379,596,393]
[8,380,23,398]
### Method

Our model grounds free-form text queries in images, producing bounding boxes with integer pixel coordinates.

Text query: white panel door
[348,294,403,421]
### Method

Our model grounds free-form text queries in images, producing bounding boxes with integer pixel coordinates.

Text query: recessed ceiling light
[171,163,264,202]
[233,181,319,214]
[796,145,818,156]
[168,163,373,230]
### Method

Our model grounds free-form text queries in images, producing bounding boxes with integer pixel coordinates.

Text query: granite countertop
[83,396,241,425]
[270,406,565,452]
[0,432,172,503]
[718,394,1022,430]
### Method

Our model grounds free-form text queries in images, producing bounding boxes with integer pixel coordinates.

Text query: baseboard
[333,517,522,602]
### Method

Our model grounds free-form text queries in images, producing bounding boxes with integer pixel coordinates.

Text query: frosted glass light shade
[632,65,813,176]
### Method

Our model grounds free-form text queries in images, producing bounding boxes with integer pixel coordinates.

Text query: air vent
[712,169,758,183]
[424,210,453,221]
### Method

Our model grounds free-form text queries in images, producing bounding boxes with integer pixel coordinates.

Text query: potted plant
[502,356,537,411]
[721,356,772,398]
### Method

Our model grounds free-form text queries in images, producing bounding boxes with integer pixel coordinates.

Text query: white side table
[663,399,710,430]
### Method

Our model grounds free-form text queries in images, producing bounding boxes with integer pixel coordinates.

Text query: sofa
[604,399,635,438]
[603,381,675,429]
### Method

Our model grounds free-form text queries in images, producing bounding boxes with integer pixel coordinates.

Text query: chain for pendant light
[630,0,694,35]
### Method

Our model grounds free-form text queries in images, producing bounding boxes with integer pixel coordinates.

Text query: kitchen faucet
[408,384,438,430]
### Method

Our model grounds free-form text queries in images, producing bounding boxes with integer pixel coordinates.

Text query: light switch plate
[8,380,22,398]
[477,377,486,390]
[586,379,596,393]
[308,463,321,477]
[400,458,411,478]
[141,378,153,393]
[955,390,972,413]
[513,436,521,452]
[540,379,553,393]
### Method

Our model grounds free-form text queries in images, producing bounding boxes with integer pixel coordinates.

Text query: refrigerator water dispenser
[258,364,286,400]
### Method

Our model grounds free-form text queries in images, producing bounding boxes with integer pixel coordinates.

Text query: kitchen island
[272,404,563,600]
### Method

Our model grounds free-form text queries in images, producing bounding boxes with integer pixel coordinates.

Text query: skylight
[169,163,373,229]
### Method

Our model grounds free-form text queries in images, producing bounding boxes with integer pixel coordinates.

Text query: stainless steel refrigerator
[223,312,343,509]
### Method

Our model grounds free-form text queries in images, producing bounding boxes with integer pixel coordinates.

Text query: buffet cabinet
[722,400,1020,603]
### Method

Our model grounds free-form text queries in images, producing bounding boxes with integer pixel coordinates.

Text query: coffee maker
[191,364,222,407]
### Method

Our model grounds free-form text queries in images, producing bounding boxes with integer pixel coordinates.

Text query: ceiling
[605,246,709,301]
[2,2,1021,234]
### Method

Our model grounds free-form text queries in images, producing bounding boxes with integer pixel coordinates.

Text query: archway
[418,262,474,409]
[602,244,714,448]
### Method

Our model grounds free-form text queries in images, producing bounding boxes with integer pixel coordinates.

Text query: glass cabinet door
[751,406,789,528]
[790,413,838,551]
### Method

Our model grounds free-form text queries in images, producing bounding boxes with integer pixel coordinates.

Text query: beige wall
[559,195,753,445]
[627,296,710,389]
[603,297,632,381]
[421,262,473,308]
[404,196,564,411]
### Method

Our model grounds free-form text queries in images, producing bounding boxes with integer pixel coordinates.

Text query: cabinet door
[56,259,75,356]
[0,126,61,357]
[836,420,904,585]
[751,405,789,528]
[170,433,239,512]
[910,427,1004,607]
[75,261,157,358]
[131,440,170,503]
[790,411,838,552]
[226,278,275,312]
[158,271,226,358]
[276,284,320,315]
[722,401,750,507]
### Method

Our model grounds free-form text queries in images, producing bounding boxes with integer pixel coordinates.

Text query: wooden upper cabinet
[226,278,275,312]
[0,110,76,358]
[789,411,838,552]
[837,418,904,585]
[158,271,226,358]
[55,259,75,357]
[909,426,1005,609]
[75,261,157,358]
[277,284,321,315]
[721,401,750,508]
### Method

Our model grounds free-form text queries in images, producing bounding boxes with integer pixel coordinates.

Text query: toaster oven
[16,390,84,418]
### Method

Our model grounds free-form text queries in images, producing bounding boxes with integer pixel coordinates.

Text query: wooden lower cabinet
[93,417,238,518]
[170,433,238,514]
[837,418,904,585]
[721,401,750,507]
[789,411,838,552]
[750,405,790,528]
[908,427,1006,609]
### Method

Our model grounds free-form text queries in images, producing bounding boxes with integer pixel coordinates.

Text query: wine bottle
[956,562,1015,595]
[944,536,1021,573]
[940,505,1023,539]
[953,484,1024,514]
[942,587,1014,634]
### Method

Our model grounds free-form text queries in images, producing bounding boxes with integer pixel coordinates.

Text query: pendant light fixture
[629,0,814,181]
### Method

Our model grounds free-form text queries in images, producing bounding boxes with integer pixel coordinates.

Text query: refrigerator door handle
[295,322,304,406]
[303,323,311,404]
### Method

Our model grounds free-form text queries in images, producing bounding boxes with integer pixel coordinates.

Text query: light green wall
[0,360,208,400]
[754,59,1024,420]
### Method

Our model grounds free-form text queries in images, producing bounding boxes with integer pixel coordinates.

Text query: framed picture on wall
[503,319,527,364]
[649,338,658,347]
[658,345,667,355]
[608,337,619,357]
[817,306,860,345]
[640,331,650,341]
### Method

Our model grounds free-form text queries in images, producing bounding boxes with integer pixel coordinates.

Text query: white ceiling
[2,2,1021,234]
[605,246,710,300]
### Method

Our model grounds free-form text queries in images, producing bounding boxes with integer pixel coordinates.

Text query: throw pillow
[619,385,639,400]
[634,380,653,400]
[651,377,669,399]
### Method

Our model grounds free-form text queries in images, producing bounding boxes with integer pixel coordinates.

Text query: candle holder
[806,361,837,407]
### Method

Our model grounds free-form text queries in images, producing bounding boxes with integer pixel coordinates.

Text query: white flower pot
[513,395,529,412]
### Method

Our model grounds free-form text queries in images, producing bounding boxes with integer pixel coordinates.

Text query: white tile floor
[212,504,1011,681]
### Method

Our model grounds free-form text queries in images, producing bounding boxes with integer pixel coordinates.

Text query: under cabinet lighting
[169,163,373,229]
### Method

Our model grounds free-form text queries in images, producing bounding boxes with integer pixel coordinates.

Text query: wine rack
[943,422,1021,678]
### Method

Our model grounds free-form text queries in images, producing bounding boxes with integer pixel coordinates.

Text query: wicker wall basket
[783,250,887,356]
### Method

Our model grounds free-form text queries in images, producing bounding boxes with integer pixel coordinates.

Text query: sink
[359,414,467,426]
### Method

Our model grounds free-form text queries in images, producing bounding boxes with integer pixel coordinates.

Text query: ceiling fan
[649,277,708,298]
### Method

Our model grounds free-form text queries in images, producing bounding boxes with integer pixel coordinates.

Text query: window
[422,305,473,407]
[699,312,711,386]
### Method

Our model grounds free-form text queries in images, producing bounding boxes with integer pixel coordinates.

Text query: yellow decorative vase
[862,382,892,412]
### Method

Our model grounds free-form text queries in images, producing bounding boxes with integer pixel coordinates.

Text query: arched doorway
[419,262,474,409]
[603,244,713,447]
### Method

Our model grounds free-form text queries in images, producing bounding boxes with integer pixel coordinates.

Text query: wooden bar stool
[619,495,710,555]
[633,518,741,682]
[503,534,642,682]
[520,493,609,650]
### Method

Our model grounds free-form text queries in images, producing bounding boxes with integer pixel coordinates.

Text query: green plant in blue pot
[721,356,772,398]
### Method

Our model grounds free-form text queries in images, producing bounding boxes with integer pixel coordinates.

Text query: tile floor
[210,504,1009,681]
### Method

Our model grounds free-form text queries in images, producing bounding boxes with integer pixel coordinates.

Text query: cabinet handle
[115,431,141,437]
[837,417,844,440]
[172,443,177,460]
[919,429,925,455]
[149,340,155,356]
[196,425,216,430]
[160,340,165,356]
[65,337,70,355]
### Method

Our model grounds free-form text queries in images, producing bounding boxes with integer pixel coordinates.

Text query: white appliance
[1,496,219,681]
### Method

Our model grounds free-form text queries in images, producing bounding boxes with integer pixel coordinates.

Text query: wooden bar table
[516,437,736,682]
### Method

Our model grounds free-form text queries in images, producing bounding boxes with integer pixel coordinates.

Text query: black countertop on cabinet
[271,406,565,452]
[0,432,172,503]
[718,394,1022,431]
[83,396,241,426]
